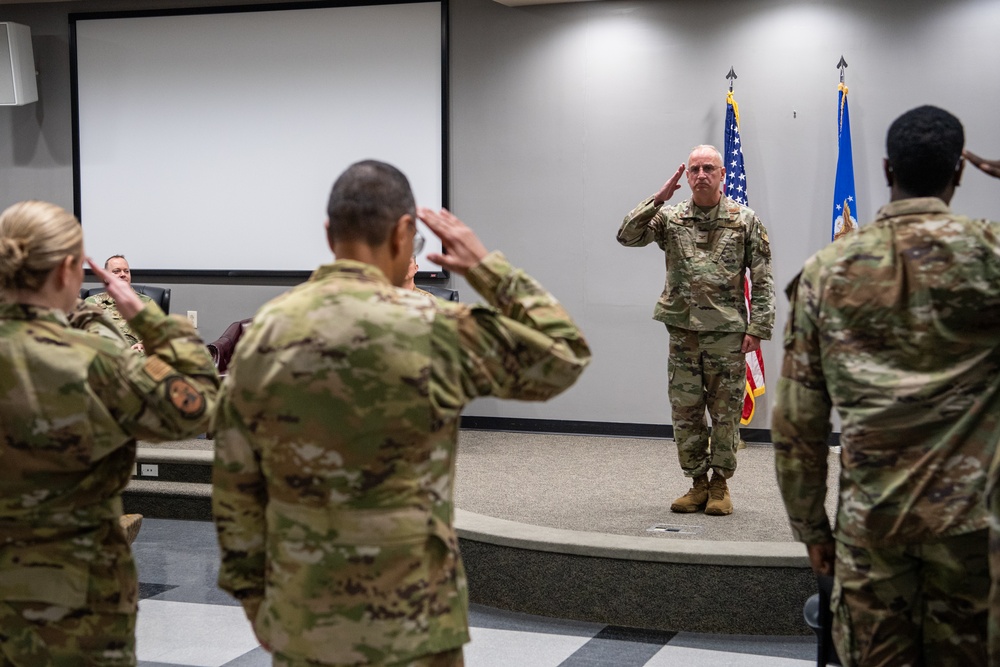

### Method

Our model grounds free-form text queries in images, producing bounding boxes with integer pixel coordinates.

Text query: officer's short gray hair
[104,254,127,269]
[689,145,724,165]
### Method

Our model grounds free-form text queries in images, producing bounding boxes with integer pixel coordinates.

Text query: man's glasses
[408,212,426,255]
[688,165,718,175]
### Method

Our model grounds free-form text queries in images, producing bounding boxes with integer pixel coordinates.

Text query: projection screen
[71,1,446,276]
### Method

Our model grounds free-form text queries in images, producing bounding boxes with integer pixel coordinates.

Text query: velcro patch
[166,377,207,419]
[143,356,173,382]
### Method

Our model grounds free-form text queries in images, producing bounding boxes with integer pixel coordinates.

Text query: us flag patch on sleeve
[143,356,172,382]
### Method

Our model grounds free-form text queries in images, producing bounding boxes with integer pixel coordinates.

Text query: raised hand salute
[653,163,687,205]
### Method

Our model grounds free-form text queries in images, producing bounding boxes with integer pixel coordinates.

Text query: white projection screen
[71,1,446,276]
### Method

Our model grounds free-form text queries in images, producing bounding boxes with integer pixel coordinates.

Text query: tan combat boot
[670,474,709,513]
[705,472,733,516]
[119,513,144,545]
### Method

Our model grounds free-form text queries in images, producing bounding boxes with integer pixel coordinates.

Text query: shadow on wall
[10,35,73,168]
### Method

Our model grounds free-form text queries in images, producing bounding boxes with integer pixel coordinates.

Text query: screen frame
[69,0,450,280]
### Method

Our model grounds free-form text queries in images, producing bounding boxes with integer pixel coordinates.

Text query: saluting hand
[418,207,489,277]
[653,164,686,205]
[963,150,1000,179]
[87,257,145,320]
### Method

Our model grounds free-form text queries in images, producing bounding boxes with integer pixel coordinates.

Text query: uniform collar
[0,302,70,326]
[678,196,737,223]
[90,291,114,305]
[311,259,392,286]
[874,197,951,221]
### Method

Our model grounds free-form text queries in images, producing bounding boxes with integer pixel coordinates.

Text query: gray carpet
[454,430,840,543]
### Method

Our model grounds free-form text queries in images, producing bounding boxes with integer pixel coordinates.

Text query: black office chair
[803,575,841,666]
[418,285,459,302]
[80,285,171,314]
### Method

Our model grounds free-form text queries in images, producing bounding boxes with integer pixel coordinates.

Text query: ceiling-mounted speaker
[0,22,38,106]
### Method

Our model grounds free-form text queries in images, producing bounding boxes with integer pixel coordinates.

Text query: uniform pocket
[711,226,744,271]
[667,223,696,258]
[260,501,441,663]
[0,565,89,608]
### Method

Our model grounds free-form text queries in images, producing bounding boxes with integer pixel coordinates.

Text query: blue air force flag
[832,82,858,240]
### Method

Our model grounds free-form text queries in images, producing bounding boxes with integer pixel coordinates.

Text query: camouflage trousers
[665,326,745,479]
[0,602,135,667]
[832,530,988,667]
[272,647,464,667]
[988,525,1000,666]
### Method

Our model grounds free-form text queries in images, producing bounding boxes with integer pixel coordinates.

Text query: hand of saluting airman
[653,164,686,205]
[963,149,1000,179]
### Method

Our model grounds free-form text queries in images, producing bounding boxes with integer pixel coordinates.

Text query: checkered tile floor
[134,519,817,666]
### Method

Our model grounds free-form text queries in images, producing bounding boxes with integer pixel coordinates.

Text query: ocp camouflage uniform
[773,197,1000,666]
[212,251,590,666]
[84,290,154,349]
[0,301,219,666]
[68,298,130,348]
[617,195,774,478]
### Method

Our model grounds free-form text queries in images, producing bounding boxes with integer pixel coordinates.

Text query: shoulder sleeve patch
[143,356,173,382]
[166,377,207,419]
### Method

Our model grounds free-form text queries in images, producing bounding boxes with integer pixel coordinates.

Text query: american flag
[724,91,749,207]
[723,89,765,426]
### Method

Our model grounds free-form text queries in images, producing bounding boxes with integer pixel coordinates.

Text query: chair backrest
[80,284,172,314]
[803,575,840,666]
[206,318,253,375]
[419,284,459,302]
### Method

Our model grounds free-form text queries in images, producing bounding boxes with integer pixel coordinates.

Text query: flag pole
[837,56,848,132]
[726,67,740,126]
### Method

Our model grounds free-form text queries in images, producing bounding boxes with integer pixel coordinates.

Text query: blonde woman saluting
[0,200,220,666]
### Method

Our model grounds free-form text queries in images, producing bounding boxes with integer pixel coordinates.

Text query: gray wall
[3,0,999,430]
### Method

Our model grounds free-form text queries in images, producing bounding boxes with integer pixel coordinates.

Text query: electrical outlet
[187,310,198,328]
[140,464,159,477]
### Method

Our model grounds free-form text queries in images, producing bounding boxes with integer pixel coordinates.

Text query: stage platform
[126,430,840,637]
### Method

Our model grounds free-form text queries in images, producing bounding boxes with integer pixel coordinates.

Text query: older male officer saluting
[618,145,775,516]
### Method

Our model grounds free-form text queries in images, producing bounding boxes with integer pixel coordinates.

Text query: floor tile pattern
[133,519,817,666]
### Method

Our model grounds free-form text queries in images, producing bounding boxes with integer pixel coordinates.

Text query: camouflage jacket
[773,198,1000,547]
[617,195,775,339]
[212,251,590,664]
[84,290,155,347]
[68,298,130,348]
[0,302,219,612]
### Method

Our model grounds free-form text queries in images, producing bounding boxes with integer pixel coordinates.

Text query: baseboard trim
[459,416,840,446]
[460,416,676,438]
